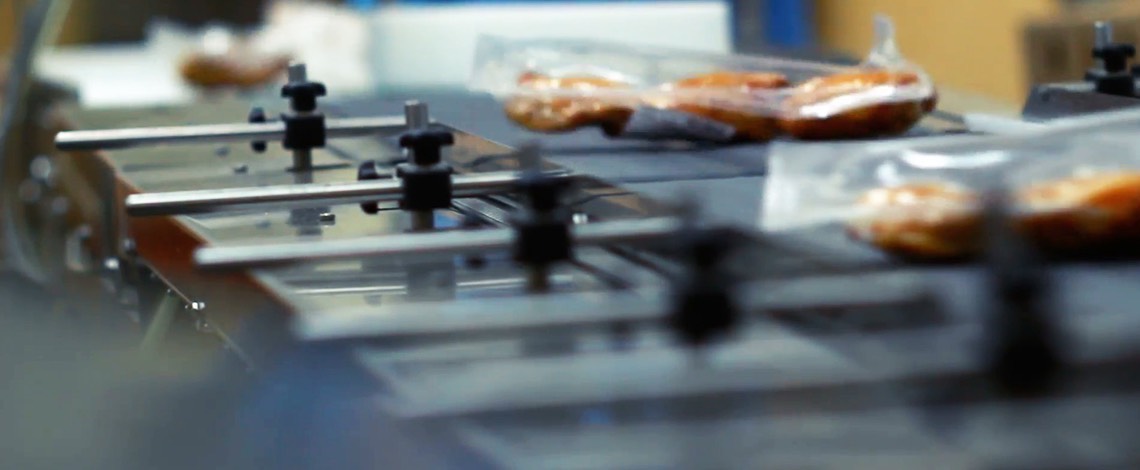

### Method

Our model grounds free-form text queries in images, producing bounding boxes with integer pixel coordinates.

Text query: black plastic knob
[248,107,267,153]
[668,228,740,347]
[980,192,1064,397]
[357,160,384,214]
[281,81,328,113]
[398,129,455,166]
[515,174,570,213]
[669,281,738,347]
[1094,43,1136,73]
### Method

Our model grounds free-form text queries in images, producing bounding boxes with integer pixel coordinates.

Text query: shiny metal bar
[1095,21,1113,49]
[293,275,576,296]
[286,64,314,170]
[54,115,407,151]
[291,270,932,343]
[195,216,681,270]
[291,148,313,172]
[403,101,434,229]
[198,228,513,270]
[1095,21,1113,70]
[295,288,668,342]
[525,266,551,293]
[405,100,429,130]
[287,63,307,82]
[125,171,568,217]
[410,211,434,231]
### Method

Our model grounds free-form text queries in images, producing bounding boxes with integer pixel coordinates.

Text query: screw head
[464,255,487,270]
[121,239,137,256]
[50,197,69,216]
[248,107,268,153]
[29,155,54,183]
[17,180,42,204]
[358,160,384,214]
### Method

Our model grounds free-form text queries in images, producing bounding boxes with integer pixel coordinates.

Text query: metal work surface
[67,89,962,323]
[65,96,679,333]
[56,78,1140,469]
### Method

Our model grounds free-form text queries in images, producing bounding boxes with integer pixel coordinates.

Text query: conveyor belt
[329,91,966,228]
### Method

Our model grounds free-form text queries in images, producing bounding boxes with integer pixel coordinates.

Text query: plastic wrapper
[150,1,371,92]
[761,131,1140,260]
[470,15,937,143]
[151,21,291,90]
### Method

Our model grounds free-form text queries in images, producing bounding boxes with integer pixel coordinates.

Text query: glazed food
[665,71,790,141]
[845,182,980,260]
[502,68,934,142]
[178,53,292,89]
[1016,171,1140,253]
[503,72,634,135]
[778,70,937,140]
[504,70,791,140]
[847,171,1140,259]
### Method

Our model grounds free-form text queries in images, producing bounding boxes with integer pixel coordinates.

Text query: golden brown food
[503,72,634,135]
[666,71,790,141]
[1016,171,1140,253]
[670,71,790,90]
[845,182,980,260]
[178,53,292,89]
[848,171,1140,259]
[779,70,937,140]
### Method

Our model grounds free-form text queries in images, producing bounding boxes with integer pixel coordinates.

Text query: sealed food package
[761,131,1140,260]
[153,22,290,89]
[1009,131,1140,254]
[470,15,936,142]
[152,1,370,91]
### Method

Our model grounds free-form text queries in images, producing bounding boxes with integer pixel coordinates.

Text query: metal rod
[195,216,680,270]
[139,291,181,354]
[54,115,407,151]
[286,63,314,170]
[295,288,667,342]
[125,170,569,217]
[290,269,932,343]
[198,228,514,270]
[404,100,429,130]
[410,211,435,231]
[291,148,312,172]
[1094,21,1113,71]
[402,100,434,227]
[525,265,551,293]
[1095,21,1113,49]
[294,274,576,296]
[287,63,308,82]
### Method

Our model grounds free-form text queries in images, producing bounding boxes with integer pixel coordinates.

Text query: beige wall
[815,0,1060,105]
[1,0,93,51]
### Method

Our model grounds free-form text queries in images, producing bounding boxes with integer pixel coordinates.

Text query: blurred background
[4,0,1137,112]
[1,0,1137,468]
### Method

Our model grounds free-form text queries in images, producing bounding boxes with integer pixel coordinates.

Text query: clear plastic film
[469,15,937,142]
[149,20,293,90]
[151,1,371,92]
[761,129,1140,260]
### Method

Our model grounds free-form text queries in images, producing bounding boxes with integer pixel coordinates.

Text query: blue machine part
[359,0,816,49]
[763,0,815,48]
